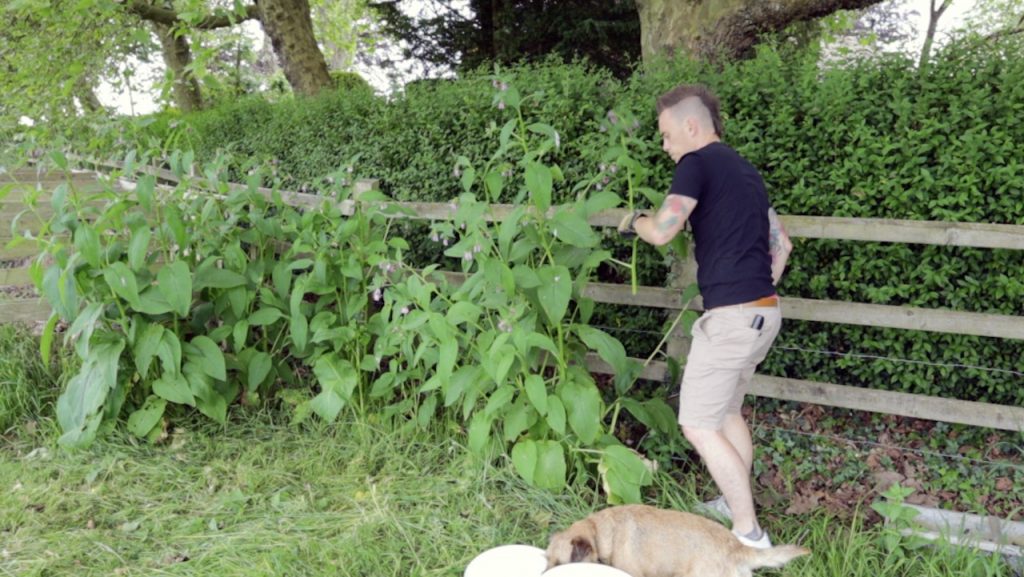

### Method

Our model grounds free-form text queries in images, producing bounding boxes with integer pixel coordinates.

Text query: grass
[3,414,1020,577]
[0,328,1020,577]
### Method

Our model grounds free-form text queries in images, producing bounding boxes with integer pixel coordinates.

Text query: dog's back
[548,505,810,577]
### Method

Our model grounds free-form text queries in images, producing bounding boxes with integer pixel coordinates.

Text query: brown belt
[735,295,779,308]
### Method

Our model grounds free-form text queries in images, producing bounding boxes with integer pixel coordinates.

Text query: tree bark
[154,22,204,113]
[125,0,260,29]
[257,0,333,97]
[74,75,105,114]
[919,0,953,69]
[635,0,887,63]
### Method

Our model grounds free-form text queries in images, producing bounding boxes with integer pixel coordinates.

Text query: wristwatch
[620,211,644,238]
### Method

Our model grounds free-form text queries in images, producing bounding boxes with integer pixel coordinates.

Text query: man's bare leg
[683,425,759,535]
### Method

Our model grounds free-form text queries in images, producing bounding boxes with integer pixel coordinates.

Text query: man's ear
[570,536,594,562]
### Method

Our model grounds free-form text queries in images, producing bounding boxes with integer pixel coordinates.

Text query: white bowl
[464,544,548,577]
[543,562,634,576]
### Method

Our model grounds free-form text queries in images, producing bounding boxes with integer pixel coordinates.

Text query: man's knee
[681,424,716,450]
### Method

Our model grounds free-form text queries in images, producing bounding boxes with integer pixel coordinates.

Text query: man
[618,84,792,549]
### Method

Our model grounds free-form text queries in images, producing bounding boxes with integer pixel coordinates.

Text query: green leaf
[561,377,602,444]
[247,351,272,392]
[535,265,571,324]
[467,412,492,456]
[135,174,155,212]
[524,374,547,416]
[189,335,226,381]
[576,325,628,376]
[56,339,125,448]
[249,307,283,326]
[127,395,166,438]
[484,171,504,202]
[133,322,164,378]
[483,384,515,416]
[600,445,653,505]
[546,394,566,435]
[134,288,174,315]
[158,261,193,317]
[152,372,194,406]
[313,355,357,396]
[74,225,102,269]
[512,439,565,490]
[40,312,59,365]
[550,209,598,248]
[157,331,182,375]
[50,150,68,170]
[445,301,482,326]
[187,366,228,424]
[525,161,552,213]
[66,302,103,358]
[460,165,476,194]
[437,339,457,381]
[194,266,247,290]
[103,262,141,308]
[127,227,151,271]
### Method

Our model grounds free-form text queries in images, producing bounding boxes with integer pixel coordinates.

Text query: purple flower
[453,167,462,178]
[463,251,473,262]
[430,233,440,242]
[492,79,500,88]
[497,100,506,110]
[553,131,560,149]
[473,243,482,253]
[609,164,618,174]
[500,82,508,91]
[442,238,449,247]
[400,306,410,315]
[607,110,619,125]
[372,288,382,302]
[498,319,512,333]
[599,163,606,172]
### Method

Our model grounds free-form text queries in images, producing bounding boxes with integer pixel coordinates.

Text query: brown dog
[546,505,810,577]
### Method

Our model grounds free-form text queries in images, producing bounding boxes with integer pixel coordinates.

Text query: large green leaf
[66,302,103,358]
[103,262,141,309]
[524,161,553,213]
[249,307,283,326]
[74,225,102,269]
[523,374,548,416]
[127,395,166,438]
[561,377,602,444]
[188,335,226,381]
[194,265,247,290]
[133,322,164,378]
[56,339,125,448]
[511,439,566,490]
[158,261,193,317]
[247,351,272,392]
[152,372,195,406]
[576,325,628,376]
[599,445,654,505]
[550,209,598,248]
[156,331,182,375]
[127,226,151,271]
[535,265,571,325]
[310,354,356,422]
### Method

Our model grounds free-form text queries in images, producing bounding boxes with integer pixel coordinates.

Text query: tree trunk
[154,22,204,113]
[635,0,887,63]
[74,75,105,114]
[919,0,953,69]
[257,0,333,97]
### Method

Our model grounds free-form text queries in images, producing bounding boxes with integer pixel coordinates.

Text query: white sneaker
[733,527,773,549]
[698,496,733,522]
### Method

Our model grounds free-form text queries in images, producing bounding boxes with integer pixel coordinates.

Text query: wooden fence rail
[2,162,1023,431]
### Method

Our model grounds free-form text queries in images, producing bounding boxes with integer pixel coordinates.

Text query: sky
[95,0,983,115]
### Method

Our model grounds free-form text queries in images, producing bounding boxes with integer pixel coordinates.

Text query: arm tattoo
[767,207,786,254]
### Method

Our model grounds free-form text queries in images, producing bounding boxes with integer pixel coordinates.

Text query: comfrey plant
[403,75,685,501]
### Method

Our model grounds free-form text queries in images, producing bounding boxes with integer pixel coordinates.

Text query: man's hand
[618,211,642,238]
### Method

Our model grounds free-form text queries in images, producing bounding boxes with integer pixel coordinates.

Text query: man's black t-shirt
[669,142,775,309]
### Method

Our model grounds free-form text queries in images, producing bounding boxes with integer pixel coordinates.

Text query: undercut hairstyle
[656,84,724,137]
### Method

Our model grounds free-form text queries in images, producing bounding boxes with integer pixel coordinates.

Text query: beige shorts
[677,304,782,430]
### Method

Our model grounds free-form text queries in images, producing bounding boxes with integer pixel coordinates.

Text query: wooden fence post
[664,239,697,378]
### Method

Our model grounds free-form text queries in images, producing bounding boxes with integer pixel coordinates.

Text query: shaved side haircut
[657,84,724,137]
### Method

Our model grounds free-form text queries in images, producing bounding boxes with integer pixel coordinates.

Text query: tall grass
[0,324,64,434]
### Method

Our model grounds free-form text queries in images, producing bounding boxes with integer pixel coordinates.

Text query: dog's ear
[570,536,594,562]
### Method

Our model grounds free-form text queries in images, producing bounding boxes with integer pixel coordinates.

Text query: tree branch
[123,0,259,30]
[701,0,887,60]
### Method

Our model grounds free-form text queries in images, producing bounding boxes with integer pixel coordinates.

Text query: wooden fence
[2,162,1023,431]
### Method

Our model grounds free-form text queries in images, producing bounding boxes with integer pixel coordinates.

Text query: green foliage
[139,39,1024,406]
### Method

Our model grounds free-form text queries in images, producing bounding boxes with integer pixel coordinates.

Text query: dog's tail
[741,544,811,571]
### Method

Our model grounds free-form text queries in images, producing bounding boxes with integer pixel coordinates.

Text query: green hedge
[153,39,1023,406]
